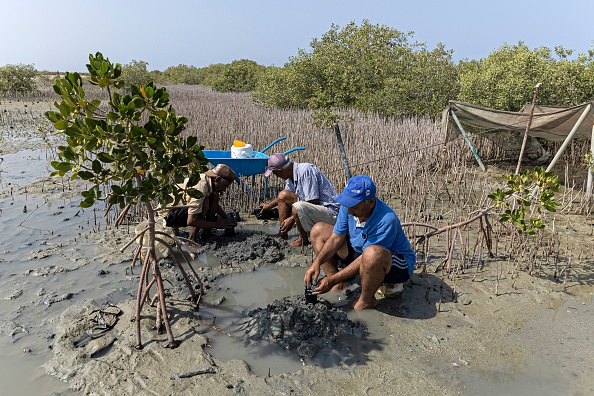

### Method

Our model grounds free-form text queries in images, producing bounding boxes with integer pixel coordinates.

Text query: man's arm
[187,214,227,230]
[260,197,279,211]
[304,232,346,285]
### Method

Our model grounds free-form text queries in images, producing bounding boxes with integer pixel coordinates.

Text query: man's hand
[313,276,335,295]
[279,217,294,234]
[304,263,321,286]
[259,203,269,212]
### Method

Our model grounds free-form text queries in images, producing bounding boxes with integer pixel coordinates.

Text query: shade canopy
[443,101,594,143]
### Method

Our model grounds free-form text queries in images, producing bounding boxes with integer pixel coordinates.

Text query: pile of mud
[239,295,367,359]
[207,233,290,264]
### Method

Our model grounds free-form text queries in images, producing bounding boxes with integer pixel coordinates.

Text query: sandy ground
[41,250,594,396]
[1,100,594,396]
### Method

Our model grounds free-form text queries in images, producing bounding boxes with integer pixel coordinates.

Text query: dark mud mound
[239,295,367,359]
[208,233,289,264]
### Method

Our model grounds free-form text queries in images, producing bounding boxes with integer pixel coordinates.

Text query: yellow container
[233,140,246,147]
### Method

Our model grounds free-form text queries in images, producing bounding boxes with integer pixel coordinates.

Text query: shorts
[335,239,411,284]
[292,201,337,232]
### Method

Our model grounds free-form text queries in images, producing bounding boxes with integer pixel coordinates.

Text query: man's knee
[311,222,332,240]
[362,245,391,270]
[277,189,297,204]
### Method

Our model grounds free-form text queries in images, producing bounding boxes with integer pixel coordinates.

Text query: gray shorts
[292,201,336,232]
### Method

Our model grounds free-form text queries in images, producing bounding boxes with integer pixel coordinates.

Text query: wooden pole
[545,103,592,172]
[515,83,542,175]
[334,123,352,179]
[586,123,594,197]
[532,103,592,198]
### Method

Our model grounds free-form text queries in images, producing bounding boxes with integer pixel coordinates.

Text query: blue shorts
[335,239,411,284]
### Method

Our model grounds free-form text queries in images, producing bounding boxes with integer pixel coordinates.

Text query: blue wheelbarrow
[202,137,305,177]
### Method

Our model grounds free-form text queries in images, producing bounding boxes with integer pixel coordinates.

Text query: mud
[206,231,290,264]
[240,294,367,359]
[2,99,594,396]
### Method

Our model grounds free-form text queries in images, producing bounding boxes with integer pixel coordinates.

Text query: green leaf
[106,112,120,122]
[145,85,154,98]
[78,171,94,180]
[62,149,77,161]
[98,77,110,88]
[80,199,94,208]
[187,135,197,148]
[92,159,102,173]
[54,120,68,130]
[45,111,61,122]
[97,152,115,163]
[53,161,73,172]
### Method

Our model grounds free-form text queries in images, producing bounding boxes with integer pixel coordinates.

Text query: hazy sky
[1,0,592,72]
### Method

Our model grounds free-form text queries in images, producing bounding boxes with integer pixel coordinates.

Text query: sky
[1,0,593,72]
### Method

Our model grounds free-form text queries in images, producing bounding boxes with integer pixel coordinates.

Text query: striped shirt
[285,163,339,215]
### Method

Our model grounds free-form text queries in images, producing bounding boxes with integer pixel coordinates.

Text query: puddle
[201,266,385,376]
[463,366,572,396]
[0,148,54,187]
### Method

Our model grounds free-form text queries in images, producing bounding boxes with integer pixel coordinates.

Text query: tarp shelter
[442,100,594,193]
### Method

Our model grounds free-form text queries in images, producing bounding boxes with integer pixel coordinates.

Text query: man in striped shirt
[304,175,416,310]
[260,153,339,247]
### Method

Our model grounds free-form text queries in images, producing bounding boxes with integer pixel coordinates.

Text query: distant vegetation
[458,43,594,111]
[252,20,459,117]
[0,63,38,93]
[2,20,593,116]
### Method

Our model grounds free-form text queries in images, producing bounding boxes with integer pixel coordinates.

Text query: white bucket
[231,143,254,158]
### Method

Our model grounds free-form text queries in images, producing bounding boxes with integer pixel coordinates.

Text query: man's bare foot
[270,232,288,240]
[288,237,310,247]
[353,297,378,310]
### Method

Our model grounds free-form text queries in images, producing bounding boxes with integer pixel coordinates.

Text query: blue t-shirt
[333,198,416,275]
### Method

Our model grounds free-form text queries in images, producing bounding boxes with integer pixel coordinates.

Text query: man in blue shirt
[260,153,339,247]
[304,175,416,310]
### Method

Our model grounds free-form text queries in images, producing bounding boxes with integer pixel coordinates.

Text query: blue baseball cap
[335,175,376,208]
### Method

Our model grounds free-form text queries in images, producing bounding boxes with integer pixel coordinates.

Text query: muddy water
[201,267,308,375]
[203,266,389,376]
[0,148,54,187]
[0,150,137,395]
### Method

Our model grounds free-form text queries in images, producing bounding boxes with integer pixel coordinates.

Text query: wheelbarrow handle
[283,147,306,155]
[261,137,286,154]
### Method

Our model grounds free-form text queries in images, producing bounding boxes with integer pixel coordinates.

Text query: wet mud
[240,294,367,359]
[2,100,594,395]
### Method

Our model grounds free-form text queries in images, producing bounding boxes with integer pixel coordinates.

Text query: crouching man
[260,153,339,247]
[167,164,237,241]
[304,175,416,310]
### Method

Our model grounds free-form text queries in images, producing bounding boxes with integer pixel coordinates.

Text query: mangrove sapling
[44,52,209,349]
